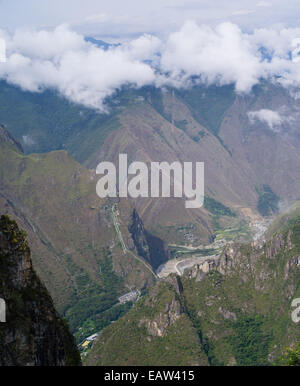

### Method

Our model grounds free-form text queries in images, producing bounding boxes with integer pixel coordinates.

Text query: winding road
[156,254,218,278]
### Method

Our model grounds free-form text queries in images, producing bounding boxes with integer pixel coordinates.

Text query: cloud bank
[0,25,156,110]
[248,109,285,130]
[1,22,300,110]
[248,107,296,133]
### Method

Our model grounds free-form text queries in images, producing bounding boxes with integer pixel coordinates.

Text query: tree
[279,343,300,366]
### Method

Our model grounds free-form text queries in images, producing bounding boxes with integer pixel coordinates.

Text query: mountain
[0,79,300,360]
[0,215,81,366]
[86,277,209,366]
[85,37,120,50]
[0,124,162,342]
[85,208,300,366]
[0,81,299,247]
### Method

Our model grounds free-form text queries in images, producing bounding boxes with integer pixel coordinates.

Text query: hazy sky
[1,0,300,39]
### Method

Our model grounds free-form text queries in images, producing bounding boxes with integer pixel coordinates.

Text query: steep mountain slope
[0,125,161,342]
[0,215,81,366]
[266,202,300,238]
[218,83,300,206]
[85,277,209,366]
[1,81,299,245]
[86,210,300,366]
[92,95,251,244]
[1,79,300,350]
[81,84,300,242]
[0,81,120,159]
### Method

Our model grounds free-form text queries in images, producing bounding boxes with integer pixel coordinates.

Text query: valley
[0,79,299,366]
[1,2,300,368]
[157,211,271,278]
[86,204,300,366]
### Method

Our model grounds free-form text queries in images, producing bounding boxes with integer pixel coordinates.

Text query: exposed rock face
[129,209,150,260]
[0,215,81,366]
[0,127,158,341]
[165,275,184,295]
[218,307,237,321]
[129,209,168,270]
[0,124,23,153]
[187,260,216,281]
[140,297,183,337]
[85,279,209,366]
[86,212,300,366]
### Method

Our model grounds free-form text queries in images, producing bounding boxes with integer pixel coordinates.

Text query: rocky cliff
[0,215,81,366]
[0,126,158,343]
[129,209,168,270]
[0,124,23,153]
[86,211,300,366]
[85,277,209,366]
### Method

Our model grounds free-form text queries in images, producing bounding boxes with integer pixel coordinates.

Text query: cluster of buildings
[118,290,141,304]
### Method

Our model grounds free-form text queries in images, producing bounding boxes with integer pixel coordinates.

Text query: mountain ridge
[0,215,81,366]
[86,208,300,366]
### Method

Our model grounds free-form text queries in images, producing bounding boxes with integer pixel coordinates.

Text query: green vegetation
[185,307,220,366]
[86,211,300,366]
[214,220,252,242]
[169,246,216,259]
[278,343,300,366]
[0,215,81,366]
[266,202,300,239]
[176,84,236,136]
[174,119,188,131]
[0,136,134,344]
[256,184,279,216]
[0,81,121,165]
[77,302,132,345]
[85,281,208,366]
[192,130,206,142]
[142,87,166,118]
[64,249,130,342]
[0,83,234,164]
[1,80,299,366]
[227,315,271,366]
[204,196,236,217]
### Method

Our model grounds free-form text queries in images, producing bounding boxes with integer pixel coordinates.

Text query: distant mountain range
[0,80,299,232]
[0,79,299,364]
[84,37,120,50]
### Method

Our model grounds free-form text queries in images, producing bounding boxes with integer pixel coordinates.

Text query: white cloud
[2,22,300,110]
[248,109,288,130]
[8,25,86,60]
[0,25,156,110]
[159,21,300,94]
[250,27,300,57]
[159,21,262,92]
[22,135,35,146]
[122,34,162,62]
